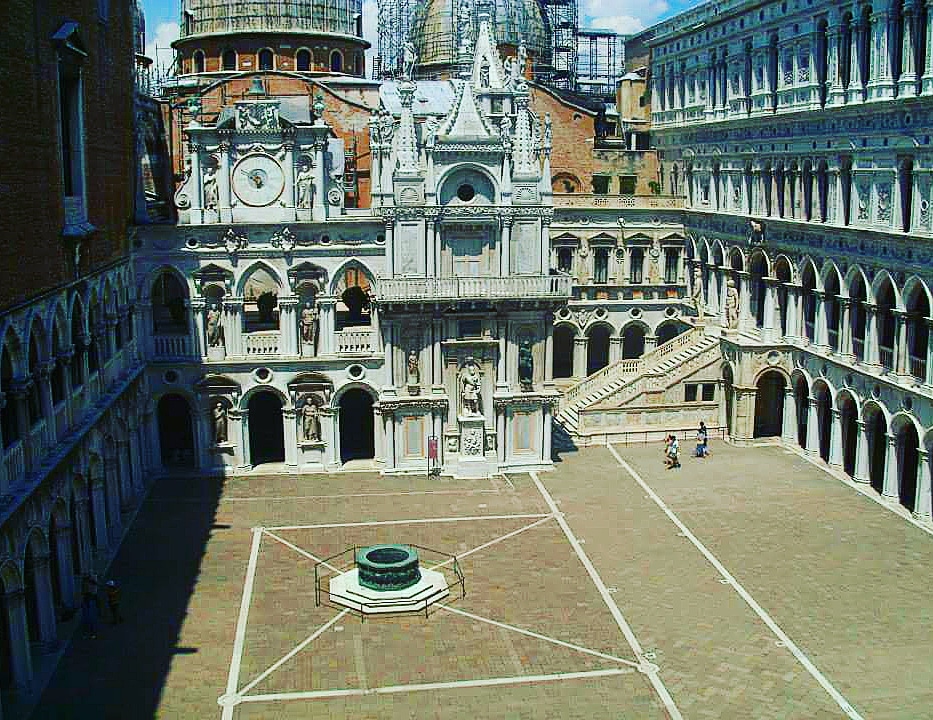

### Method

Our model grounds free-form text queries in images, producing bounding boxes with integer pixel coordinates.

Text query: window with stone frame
[56,32,86,216]
[557,247,573,273]
[629,247,645,284]
[592,175,611,194]
[619,176,637,194]
[593,248,610,284]
[664,248,680,284]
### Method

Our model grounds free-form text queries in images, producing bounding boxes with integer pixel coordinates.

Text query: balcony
[376,275,573,303]
[153,334,194,360]
[244,331,281,356]
[553,194,682,210]
[879,346,894,371]
[909,354,927,381]
[336,327,374,355]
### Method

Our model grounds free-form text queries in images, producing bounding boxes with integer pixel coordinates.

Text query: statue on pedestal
[301,400,320,442]
[692,265,704,320]
[206,303,224,347]
[459,359,482,416]
[213,401,228,444]
[725,277,740,329]
[518,340,534,391]
[300,301,318,348]
[203,165,218,209]
[402,42,418,81]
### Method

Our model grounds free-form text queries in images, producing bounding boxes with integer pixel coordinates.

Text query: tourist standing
[105,580,123,624]
[82,574,100,639]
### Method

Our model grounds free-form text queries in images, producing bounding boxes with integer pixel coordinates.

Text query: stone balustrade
[244,331,281,356]
[377,275,573,302]
[153,334,194,359]
[336,327,374,355]
[553,194,683,210]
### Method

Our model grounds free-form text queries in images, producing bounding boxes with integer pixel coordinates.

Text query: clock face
[232,155,285,206]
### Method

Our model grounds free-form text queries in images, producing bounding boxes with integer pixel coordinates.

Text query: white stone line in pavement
[238,668,633,703]
[607,443,865,720]
[219,488,501,502]
[237,610,350,698]
[427,515,555,570]
[262,530,342,573]
[786,443,933,539]
[529,471,685,720]
[265,513,551,531]
[218,527,264,720]
[437,604,641,669]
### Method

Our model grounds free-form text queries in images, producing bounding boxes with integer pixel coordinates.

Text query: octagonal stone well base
[328,567,450,615]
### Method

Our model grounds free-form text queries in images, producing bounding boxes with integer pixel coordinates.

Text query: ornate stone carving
[270,227,296,252]
[459,358,482,416]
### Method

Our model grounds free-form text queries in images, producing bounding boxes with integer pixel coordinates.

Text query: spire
[470,4,506,91]
[437,80,495,143]
[395,81,420,174]
[512,91,538,177]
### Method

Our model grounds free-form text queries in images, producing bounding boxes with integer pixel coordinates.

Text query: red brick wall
[0,0,135,310]
[175,34,368,76]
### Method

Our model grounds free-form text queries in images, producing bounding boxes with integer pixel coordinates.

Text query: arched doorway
[655,321,686,346]
[586,325,611,375]
[248,392,285,465]
[339,389,375,463]
[754,371,785,438]
[867,407,888,494]
[621,324,645,359]
[895,418,919,512]
[157,394,195,467]
[552,326,574,379]
[837,391,858,477]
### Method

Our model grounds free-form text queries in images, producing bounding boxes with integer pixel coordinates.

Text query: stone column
[609,336,623,364]
[893,310,909,376]
[383,322,396,394]
[864,304,880,365]
[542,404,553,464]
[278,296,298,357]
[4,589,33,689]
[572,337,587,379]
[38,362,56,447]
[217,141,232,223]
[848,16,866,102]
[868,9,896,99]
[805,398,821,455]
[384,220,395,276]
[762,279,777,341]
[283,407,298,469]
[923,0,933,93]
[104,460,122,542]
[645,335,658,352]
[828,409,844,467]
[317,297,336,355]
[90,481,109,552]
[540,220,551,276]
[781,387,797,443]
[73,496,91,576]
[117,440,134,511]
[237,409,251,470]
[854,421,871,482]
[426,218,437,277]
[224,298,243,358]
[814,290,829,349]
[54,521,77,609]
[129,427,145,496]
[384,411,396,470]
[312,139,326,223]
[705,60,716,119]
[883,433,899,499]
[432,316,444,394]
[899,2,919,96]
[544,323,554,384]
[925,318,933,386]
[31,554,58,650]
[914,449,932,521]
[500,217,511,276]
[839,298,854,358]
[736,271,752,332]
[828,23,847,105]
[189,143,202,218]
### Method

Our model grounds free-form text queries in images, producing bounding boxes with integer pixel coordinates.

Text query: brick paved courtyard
[34,440,933,719]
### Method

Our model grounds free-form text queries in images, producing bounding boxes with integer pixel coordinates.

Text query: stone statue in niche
[692,265,704,320]
[725,277,740,330]
[518,340,533,391]
[300,301,318,347]
[479,58,490,88]
[459,358,482,416]
[296,160,313,208]
[517,40,528,82]
[206,303,224,347]
[407,350,420,394]
[503,56,515,89]
[213,401,228,444]
[300,400,320,442]
[203,165,218,209]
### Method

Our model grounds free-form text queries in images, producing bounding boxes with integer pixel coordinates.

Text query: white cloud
[146,21,179,72]
[586,14,645,35]
[582,0,670,35]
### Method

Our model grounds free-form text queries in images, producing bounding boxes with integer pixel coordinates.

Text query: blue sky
[141,0,701,72]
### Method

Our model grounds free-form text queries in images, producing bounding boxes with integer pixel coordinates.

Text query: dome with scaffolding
[409,0,550,79]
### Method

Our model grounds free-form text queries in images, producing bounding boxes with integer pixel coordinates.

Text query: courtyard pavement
[32,440,933,719]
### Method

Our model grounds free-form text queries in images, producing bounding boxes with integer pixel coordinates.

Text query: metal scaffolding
[375,0,419,78]
[538,0,576,90]
[576,28,624,99]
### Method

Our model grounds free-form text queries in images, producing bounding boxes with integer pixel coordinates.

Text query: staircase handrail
[559,326,704,412]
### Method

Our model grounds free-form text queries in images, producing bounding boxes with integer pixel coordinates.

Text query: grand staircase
[556,326,721,441]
